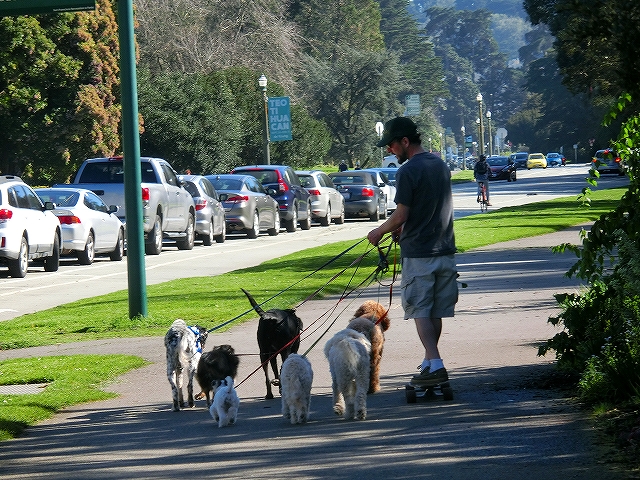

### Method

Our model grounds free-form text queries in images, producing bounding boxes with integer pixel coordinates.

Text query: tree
[0,0,121,184]
[299,47,401,166]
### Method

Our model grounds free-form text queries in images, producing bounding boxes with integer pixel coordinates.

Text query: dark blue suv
[230,165,311,232]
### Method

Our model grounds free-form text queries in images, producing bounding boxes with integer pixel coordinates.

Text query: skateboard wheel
[442,386,454,401]
[405,385,417,403]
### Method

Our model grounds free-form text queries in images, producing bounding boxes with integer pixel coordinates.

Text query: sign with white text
[405,94,421,116]
[0,0,95,15]
[268,96,292,142]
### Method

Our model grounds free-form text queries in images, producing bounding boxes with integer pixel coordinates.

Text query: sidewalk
[0,225,625,479]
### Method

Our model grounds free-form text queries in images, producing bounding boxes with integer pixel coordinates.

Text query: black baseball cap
[376,117,418,147]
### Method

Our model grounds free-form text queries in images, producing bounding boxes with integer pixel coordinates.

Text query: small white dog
[209,376,239,428]
[324,329,371,420]
[280,354,313,424]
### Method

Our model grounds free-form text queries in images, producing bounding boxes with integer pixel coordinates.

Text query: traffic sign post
[0,0,95,15]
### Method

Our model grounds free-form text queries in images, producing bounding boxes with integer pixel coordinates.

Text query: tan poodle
[346,301,390,394]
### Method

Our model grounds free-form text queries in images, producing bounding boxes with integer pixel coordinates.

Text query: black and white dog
[164,319,208,411]
[196,344,240,407]
[242,288,303,399]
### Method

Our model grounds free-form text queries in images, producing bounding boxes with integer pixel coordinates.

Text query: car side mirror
[43,201,55,211]
[267,188,278,196]
[108,205,119,214]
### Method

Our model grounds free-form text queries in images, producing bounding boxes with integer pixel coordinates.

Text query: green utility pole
[118,0,148,318]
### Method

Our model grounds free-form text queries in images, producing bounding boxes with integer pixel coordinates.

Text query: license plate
[340,191,351,200]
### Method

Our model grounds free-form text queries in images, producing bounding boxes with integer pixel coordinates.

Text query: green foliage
[0,0,121,184]
[0,355,147,440]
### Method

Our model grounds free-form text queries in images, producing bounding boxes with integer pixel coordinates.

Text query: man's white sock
[430,358,444,371]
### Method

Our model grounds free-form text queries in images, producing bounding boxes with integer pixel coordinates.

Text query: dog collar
[188,326,203,353]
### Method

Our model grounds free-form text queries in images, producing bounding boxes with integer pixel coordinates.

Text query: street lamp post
[258,74,270,165]
[439,132,444,159]
[461,125,466,169]
[375,121,384,165]
[428,137,432,152]
[486,110,492,156]
[476,93,484,156]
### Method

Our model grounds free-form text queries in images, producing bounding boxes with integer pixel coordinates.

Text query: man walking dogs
[367,117,458,388]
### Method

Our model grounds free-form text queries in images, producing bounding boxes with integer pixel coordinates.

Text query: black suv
[230,165,311,232]
[509,152,529,169]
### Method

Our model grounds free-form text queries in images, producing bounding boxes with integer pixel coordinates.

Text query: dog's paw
[333,404,344,416]
[355,409,367,420]
[195,391,206,401]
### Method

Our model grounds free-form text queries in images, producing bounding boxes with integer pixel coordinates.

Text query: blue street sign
[268,96,292,142]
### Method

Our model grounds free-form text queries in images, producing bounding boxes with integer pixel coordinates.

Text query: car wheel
[8,236,29,278]
[215,219,226,243]
[299,202,312,230]
[146,214,163,255]
[43,233,60,272]
[369,205,380,222]
[78,231,95,265]
[267,212,279,236]
[285,208,297,233]
[177,214,195,250]
[320,203,331,227]
[110,229,125,261]
[246,211,260,239]
[202,218,215,246]
[334,202,345,225]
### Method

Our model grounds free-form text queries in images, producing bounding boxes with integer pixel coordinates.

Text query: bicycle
[477,181,489,212]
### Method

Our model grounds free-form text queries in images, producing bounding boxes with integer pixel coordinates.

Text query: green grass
[0,355,148,440]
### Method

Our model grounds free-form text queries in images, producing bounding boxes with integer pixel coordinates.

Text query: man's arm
[367,203,409,246]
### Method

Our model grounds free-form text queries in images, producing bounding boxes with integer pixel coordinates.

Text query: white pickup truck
[71,156,196,255]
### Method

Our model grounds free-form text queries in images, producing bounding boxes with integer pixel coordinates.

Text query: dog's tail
[241,288,266,317]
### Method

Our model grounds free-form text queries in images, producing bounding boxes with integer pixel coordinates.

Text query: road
[0,164,627,321]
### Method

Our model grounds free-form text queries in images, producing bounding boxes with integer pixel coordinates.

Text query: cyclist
[474,155,491,206]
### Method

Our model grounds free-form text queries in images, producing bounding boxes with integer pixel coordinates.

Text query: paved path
[0,225,626,479]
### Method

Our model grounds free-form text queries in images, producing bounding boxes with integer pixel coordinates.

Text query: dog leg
[368,355,381,394]
[262,355,274,399]
[187,367,196,408]
[331,374,345,417]
[175,364,186,409]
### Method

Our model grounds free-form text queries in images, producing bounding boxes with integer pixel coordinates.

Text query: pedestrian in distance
[367,116,458,389]
[338,160,348,172]
[474,155,491,206]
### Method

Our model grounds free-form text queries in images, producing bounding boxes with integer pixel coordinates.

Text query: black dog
[242,288,303,399]
[196,344,240,407]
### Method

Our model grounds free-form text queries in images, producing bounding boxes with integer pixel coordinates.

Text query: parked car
[487,156,517,182]
[179,175,226,245]
[592,149,624,175]
[35,187,125,265]
[295,170,345,226]
[0,175,61,277]
[527,152,547,169]
[545,152,566,167]
[328,171,387,221]
[205,174,279,239]
[382,155,398,168]
[372,167,398,186]
[509,152,529,169]
[231,165,311,233]
[361,168,397,212]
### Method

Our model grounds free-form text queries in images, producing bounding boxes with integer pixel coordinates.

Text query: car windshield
[240,170,278,185]
[208,177,242,191]
[487,157,508,166]
[37,190,80,207]
[330,174,372,185]
[298,175,313,188]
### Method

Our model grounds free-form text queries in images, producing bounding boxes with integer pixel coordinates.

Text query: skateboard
[405,382,454,403]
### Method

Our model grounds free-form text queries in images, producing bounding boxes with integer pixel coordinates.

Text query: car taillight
[615,156,621,163]
[361,188,375,197]
[278,178,289,193]
[227,194,249,203]
[0,209,13,220]
[195,199,207,211]
[58,215,82,224]
[308,189,321,196]
[141,187,150,201]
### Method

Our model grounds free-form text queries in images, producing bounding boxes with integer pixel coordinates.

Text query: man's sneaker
[410,367,448,387]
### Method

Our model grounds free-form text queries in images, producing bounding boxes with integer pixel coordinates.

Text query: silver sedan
[205,174,280,239]
[35,187,124,265]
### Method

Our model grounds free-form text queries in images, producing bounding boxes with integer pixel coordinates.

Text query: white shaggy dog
[164,319,208,411]
[209,376,240,428]
[280,354,313,424]
[324,329,371,420]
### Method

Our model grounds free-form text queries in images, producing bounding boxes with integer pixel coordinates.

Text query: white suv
[0,176,61,277]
